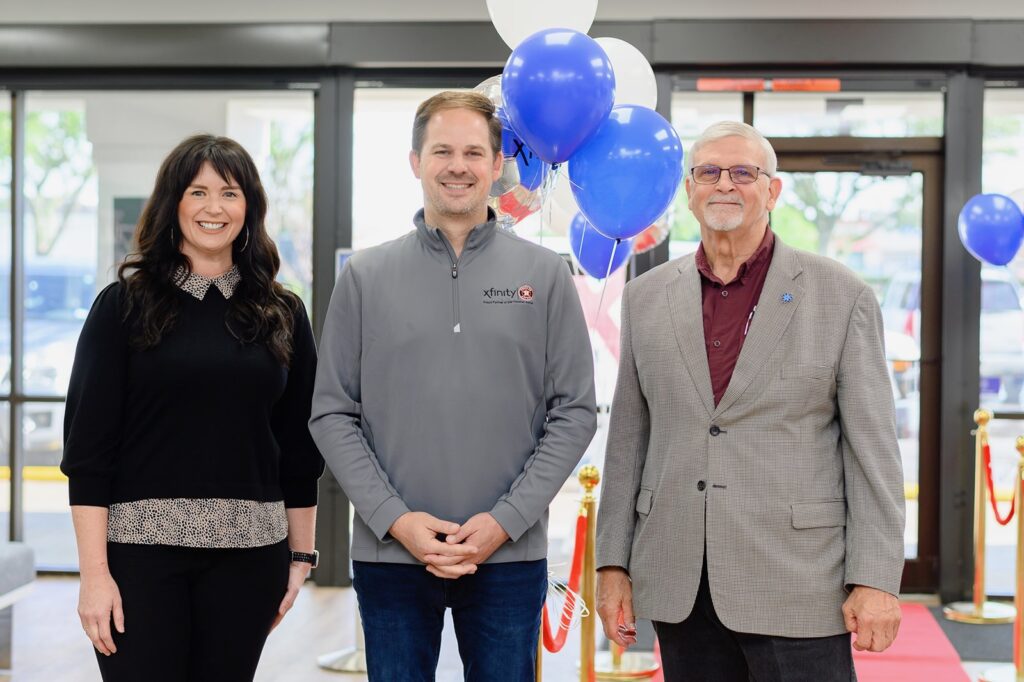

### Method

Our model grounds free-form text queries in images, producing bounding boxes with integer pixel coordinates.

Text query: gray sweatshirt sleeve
[489,263,597,541]
[309,259,410,540]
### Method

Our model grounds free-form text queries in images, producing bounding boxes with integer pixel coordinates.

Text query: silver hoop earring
[238,226,250,253]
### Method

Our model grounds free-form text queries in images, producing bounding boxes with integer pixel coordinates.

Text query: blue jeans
[352,559,547,682]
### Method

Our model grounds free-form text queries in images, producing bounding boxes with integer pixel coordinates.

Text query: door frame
[769,142,944,591]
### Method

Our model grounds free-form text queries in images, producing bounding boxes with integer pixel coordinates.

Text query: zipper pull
[451,264,458,279]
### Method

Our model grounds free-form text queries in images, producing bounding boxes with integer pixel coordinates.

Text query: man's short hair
[689,121,778,176]
[411,91,503,157]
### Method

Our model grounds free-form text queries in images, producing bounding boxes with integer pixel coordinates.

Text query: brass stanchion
[579,465,599,682]
[944,409,1017,624]
[317,609,367,673]
[573,465,659,681]
[537,623,543,682]
[980,437,1024,682]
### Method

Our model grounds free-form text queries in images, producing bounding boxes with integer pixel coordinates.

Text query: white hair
[688,121,777,176]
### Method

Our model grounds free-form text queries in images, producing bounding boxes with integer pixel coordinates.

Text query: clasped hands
[389,511,509,578]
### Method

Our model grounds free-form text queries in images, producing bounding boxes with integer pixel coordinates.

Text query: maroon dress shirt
[694,227,776,406]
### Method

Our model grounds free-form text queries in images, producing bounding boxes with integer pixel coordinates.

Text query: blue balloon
[502,28,615,165]
[569,213,633,279]
[958,194,1024,266]
[569,106,684,241]
[498,109,547,191]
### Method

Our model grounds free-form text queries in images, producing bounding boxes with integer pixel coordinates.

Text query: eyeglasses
[690,164,769,185]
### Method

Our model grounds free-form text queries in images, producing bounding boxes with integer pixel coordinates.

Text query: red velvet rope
[542,512,587,653]
[982,434,1016,526]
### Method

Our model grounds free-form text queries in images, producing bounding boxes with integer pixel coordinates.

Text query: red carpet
[647,604,967,682]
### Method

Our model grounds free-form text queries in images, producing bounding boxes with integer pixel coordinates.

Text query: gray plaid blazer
[595,238,905,637]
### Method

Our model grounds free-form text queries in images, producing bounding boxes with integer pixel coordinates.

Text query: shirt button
[721,290,729,297]
[713,339,721,348]
[710,425,721,436]
[697,480,706,491]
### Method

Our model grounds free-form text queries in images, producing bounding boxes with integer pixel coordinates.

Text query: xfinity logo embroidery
[483,285,535,305]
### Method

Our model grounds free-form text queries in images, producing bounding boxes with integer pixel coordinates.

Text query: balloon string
[562,167,585,194]
[596,239,619,316]
[541,164,560,248]
[575,218,588,267]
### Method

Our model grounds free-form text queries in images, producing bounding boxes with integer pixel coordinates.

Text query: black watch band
[290,549,319,568]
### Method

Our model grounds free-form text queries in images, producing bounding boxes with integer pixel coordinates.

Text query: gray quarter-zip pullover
[310,210,597,564]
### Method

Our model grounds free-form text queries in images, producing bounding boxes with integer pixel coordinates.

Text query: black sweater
[61,282,324,509]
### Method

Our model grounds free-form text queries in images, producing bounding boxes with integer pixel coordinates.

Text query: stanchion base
[943,601,1016,624]
[316,647,367,673]
[979,664,1022,682]
[592,651,661,680]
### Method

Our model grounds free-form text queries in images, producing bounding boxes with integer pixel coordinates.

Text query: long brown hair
[118,134,299,365]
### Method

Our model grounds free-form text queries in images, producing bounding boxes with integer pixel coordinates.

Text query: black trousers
[653,561,855,682]
[96,540,289,682]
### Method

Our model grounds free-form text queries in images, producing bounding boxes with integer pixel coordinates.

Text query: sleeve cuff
[596,547,632,572]
[366,495,411,541]
[489,500,530,542]
[67,476,112,507]
[844,569,901,598]
[281,478,320,508]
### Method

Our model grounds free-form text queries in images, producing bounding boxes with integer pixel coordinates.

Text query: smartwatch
[290,549,319,568]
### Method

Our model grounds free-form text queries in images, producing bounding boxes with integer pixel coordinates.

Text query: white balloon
[486,0,598,51]
[473,74,503,109]
[595,37,657,109]
[1010,187,1024,213]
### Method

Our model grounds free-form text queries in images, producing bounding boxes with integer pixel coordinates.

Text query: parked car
[884,329,920,439]
[882,268,1024,405]
[0,263,95,465]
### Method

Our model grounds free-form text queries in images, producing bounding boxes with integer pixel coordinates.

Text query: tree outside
[22,110,95,259]
[261,118,314,310]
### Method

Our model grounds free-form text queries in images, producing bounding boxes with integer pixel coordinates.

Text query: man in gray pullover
[309,90,597,681]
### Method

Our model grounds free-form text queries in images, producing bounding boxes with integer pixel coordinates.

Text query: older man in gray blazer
[595,121,905,681]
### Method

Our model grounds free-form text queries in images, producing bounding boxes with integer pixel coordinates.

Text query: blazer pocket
[635,488,653,515]
[791,500,846,529]
[781,364,833,381]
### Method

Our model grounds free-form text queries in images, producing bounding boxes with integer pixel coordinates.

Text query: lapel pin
[781,293,794,303]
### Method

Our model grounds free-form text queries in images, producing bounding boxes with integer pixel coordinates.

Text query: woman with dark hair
[61,134,324,682]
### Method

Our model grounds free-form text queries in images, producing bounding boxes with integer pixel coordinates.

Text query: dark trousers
[654,561,855,682]
[352,559,548,682]
[96,540,289,682]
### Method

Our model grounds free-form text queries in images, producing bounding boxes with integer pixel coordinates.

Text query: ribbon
[982,433,1016,526]
[542,512,587,652]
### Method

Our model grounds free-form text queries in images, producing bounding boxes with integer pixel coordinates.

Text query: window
[983,280,1022,313]
[754,91,944,137]
[980,89,1024,413]
[0,93,9,541]
[353,87,440,251]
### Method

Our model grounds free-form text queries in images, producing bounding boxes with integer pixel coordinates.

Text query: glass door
[770,148,943,590]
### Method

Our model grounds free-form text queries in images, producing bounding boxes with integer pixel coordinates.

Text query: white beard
[704,202,744,232]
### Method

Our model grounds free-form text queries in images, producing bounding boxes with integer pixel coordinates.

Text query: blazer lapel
[666,257,715,417]
[714,241,804,417]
